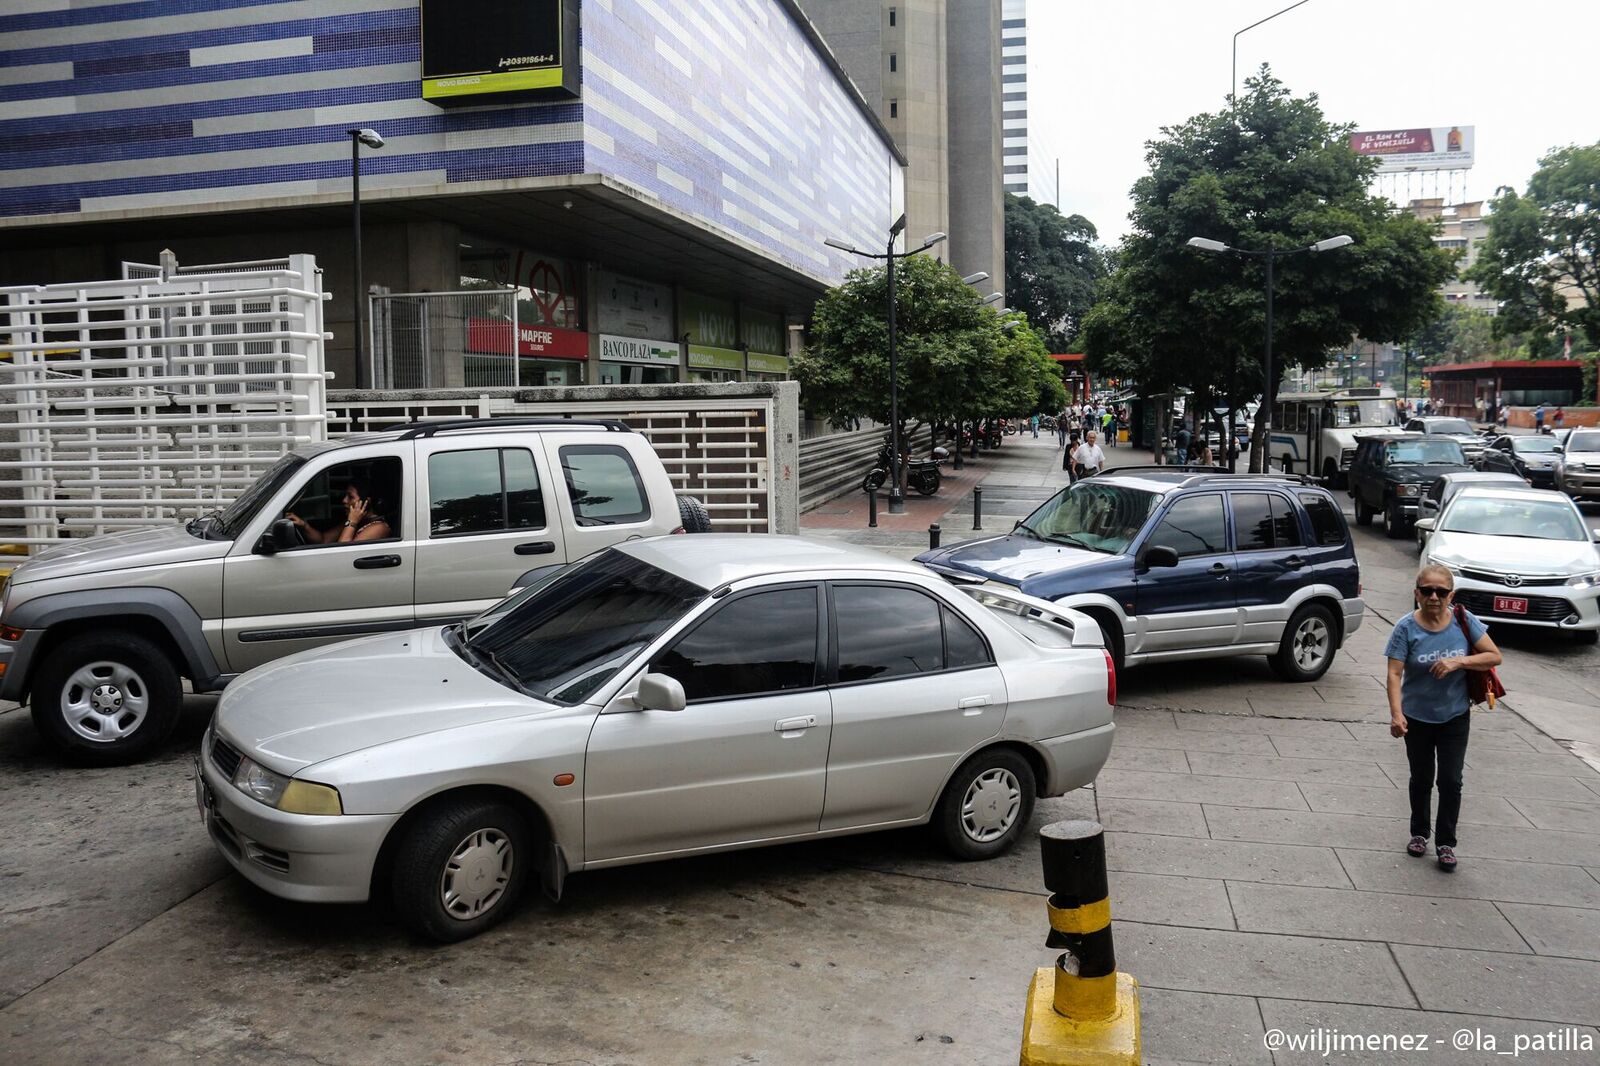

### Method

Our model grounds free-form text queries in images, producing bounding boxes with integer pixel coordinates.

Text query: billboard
[1349,127,1474,173]
[420,0,580,103]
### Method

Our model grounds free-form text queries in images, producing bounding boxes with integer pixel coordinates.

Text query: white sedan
[1418,486,1600,642]
[195,536,1117,941]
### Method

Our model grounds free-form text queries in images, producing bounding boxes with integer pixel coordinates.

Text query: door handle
[515,541,556,556]
[1284,555,1305,570]
[353,554,401,570]
[774,715,817,733]
[958,695,991,716]
[1208,562,1228,574]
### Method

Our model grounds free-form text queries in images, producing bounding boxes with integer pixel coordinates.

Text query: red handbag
[1455,605,1506,708]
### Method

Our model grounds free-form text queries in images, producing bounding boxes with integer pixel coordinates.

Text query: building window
[889,53,896,72]
[889,99,898,118]
[889,7,896,26]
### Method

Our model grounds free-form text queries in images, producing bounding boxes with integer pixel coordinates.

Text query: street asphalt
[1,434,1596,1065]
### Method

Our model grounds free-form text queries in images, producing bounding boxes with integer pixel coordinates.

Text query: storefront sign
[746,351,789,375]
[687,345,744,371]
[600,334,678,365]
[467,319,589,359]
[420,0,580,102]
[597,272,673,340]
[680,291,739,350]
[742,308,784,359]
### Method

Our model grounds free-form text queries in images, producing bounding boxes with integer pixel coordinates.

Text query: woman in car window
[1385,563,1501,871]
[288,480,392,544]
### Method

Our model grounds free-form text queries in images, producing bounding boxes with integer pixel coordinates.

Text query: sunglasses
[1415,586,1453,599]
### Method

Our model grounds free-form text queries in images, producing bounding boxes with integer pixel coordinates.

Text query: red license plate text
[1493,596,1529,615]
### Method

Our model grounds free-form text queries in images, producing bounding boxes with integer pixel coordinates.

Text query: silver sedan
[195,536,1117,941]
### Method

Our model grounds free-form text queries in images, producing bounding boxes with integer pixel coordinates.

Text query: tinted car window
[835,585,943,682]
[1270,495,1303,548]
[1298,493,1346,546]
[561,445,649,524]
[1147,494,1227,558]
[1568,431,1600,451]
[943,607,992,670]
[654,588,818,702]
[1232,493,1274,552]
[286,456,403,543]
[429,448,545,536]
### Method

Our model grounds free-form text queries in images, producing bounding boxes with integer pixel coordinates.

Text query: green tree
[1004,194,1109,349]
[1413,304,1505,363]
[1080,68,1457,469]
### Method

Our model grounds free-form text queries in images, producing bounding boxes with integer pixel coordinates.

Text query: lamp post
[1232,0,1313,115]
[825,217,947,513]
[1186,233,1353,472]
[347,127,385,388]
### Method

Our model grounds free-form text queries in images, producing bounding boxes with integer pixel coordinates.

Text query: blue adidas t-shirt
[1384,610,1487,724]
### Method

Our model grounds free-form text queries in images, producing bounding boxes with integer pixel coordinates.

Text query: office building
[1001,0,1056,206]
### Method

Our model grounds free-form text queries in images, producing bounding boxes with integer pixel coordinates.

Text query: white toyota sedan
[1419,486,1600,642]
[196,536,1117,941]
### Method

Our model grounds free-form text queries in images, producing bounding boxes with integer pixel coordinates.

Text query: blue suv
[917,469,1364,681]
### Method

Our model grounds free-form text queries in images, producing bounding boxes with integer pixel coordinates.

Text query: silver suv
[0,419,709,765]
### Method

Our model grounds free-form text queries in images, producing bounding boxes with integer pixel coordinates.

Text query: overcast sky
[1026,0,1600,244]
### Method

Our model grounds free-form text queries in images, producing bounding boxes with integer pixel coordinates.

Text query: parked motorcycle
[862,439,950,496]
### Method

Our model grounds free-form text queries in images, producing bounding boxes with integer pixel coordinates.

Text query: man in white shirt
[1075,431,1106,476]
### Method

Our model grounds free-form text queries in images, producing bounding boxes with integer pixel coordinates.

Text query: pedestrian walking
[1534,403,1546,433]
[1056,407,1068,447]
[1553,406,1565,431]
[1030,413,1040,438]
[1076,430,1106,477]
[1063,431,1081,479]
[1385,564,1502,871]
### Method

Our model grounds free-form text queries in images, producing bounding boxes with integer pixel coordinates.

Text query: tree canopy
[1003,194,1109,350]
[1080,68,1457,463]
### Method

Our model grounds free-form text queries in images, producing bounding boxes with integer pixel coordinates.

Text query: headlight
[1395,484,1421,498]
[1567,571,1600,589]
[1426,555,1463,575]
[232,757,342,815]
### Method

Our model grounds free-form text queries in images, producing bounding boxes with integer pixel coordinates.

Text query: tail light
[1103,649,1117,707]
[670,525,687,535]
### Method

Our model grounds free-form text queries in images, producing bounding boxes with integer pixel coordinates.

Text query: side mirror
[1141,545,1180,570]
[636,672,687,712]
[256,517,298,555]
[1414,518,1436,533]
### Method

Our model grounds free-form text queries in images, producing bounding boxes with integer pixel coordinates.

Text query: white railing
[0,255,329,548]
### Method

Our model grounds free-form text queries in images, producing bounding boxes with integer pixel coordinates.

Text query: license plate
[1493,596,1528,615]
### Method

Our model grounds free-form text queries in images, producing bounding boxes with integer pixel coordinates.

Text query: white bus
[1269,387,1400,485]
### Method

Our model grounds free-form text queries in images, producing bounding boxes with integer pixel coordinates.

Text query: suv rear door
[413,438,568,625]
[1228,490,1312,646]
[546,434,679,560]
[1132,492,1238,653]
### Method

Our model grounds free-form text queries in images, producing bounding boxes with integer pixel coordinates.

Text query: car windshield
[1385,440,1464,465]
[1441,496,1587,541]
[1016,482,1160,554]
[209,454,307,539]
[1334,399,1396,427]
[460,549,706,704]
[1427,419,1474,436]
[1567,431,1600,451]
[1512,437,1559,454]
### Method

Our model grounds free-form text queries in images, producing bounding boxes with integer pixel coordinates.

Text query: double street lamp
[825,215,947,513]
[1185,234,1353,471]
[348,128,385,387]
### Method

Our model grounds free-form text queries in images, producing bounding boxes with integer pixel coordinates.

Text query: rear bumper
[1035,721,1115,796]
[1341,597,1365,639]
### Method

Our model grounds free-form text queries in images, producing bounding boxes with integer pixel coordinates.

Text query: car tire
[934,748,1037,861]
[861,468,888,494]
[1354,497,1374,526]
[391,797,533,943]
[675,494,713,533]
[30,632,183,765]
[1384,501,1407,539]
[1270,603,1338,682]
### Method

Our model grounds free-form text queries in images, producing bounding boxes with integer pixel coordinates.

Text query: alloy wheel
[1293,616,1331,673]
[961,768,1022,843]
[61,660,149,742]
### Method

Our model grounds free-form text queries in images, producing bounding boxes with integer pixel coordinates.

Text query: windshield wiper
[451,628,525,691]
[1014,521,1041,539]
[1044,531,1102,552]
[185,509,226,539]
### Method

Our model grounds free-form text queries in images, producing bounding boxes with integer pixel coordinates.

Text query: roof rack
[391,417,632,440]
[1101,465,1320,487]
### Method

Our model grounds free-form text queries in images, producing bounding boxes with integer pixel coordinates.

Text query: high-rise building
[796,1,1006,296]
[1001,0,1058,206]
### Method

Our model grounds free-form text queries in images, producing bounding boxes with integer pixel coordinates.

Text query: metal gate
[370,289,519,390]
[0,255,329,548]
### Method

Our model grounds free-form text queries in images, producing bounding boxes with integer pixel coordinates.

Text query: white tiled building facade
[1001,0,1056,206]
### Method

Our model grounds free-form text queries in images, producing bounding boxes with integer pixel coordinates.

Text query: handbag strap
[1454,603,1471,643]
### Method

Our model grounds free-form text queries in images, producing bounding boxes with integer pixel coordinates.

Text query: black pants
[1403,711,1470,847]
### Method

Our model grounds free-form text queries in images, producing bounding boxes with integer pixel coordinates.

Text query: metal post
[972,485,983,530]
[867,486,878,528]
[1260,250,1274,474]
[350,135,366,389]
[886,235,904,514]
[929,524,941,550]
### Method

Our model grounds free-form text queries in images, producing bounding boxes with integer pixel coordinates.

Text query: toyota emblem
[1503,574,1523,588]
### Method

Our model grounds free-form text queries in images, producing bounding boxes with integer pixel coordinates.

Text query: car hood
[1430,532,1600,576]
[918,533,1124,593]
[12,525,229,584]
[1388,463,1473,483]
[1561,450,1600,464]
[216,627,555,774]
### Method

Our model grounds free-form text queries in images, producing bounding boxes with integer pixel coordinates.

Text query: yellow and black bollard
[1019,820,1140,1066]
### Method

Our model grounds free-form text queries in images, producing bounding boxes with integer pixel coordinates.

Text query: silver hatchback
[196,536,1117,941]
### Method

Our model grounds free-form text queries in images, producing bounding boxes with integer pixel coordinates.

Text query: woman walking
[1385,564,1501,870]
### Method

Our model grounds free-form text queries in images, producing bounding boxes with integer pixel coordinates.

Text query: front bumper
[1557,468,1600,497]
[1450,574,1600,632]
[1522,467,1557,487]
[197,739,394,903]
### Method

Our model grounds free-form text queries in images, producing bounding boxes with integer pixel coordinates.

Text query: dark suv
[1348,432,1471,539]
[916,469,1362,682]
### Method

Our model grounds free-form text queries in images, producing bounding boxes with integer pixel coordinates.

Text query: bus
[1268,387,1399,485]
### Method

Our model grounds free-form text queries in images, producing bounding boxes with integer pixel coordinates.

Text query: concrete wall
[945,0,1005,296]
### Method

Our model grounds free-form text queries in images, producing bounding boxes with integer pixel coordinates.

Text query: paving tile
[1392,945,1600,1025]
[1300,783,1533,829]
[1140,988,1271,1065]
[1449,770,1600,802]
[1464,748,1600,778]
[1495,902,1600,961]
[1110,871,1236,930]
[1335,849,1600,908]
[1343,719,1540,752]
[1259,999,1600,1065]
[1226,882,1528,953]
[1506,797,1600,833]
[1107,833,1350,888]
[1097,797,1210,838]
[1095,769,1308,810]
[1103,745,1191,773]
[1269,736,1411,765]
[1122,729,1280,756]
[1112,706,1177,730]
[1115,922,1415,1007]
[1185,751,1394,788]
[1247,700,1381,722]
[1175,715,1357,741]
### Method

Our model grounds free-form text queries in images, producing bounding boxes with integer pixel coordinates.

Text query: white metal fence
[370,289,520,390]
[0,255,329,548]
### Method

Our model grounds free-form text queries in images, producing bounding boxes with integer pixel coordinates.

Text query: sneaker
[1436,845,1457,871]
[1406,836,1427,857]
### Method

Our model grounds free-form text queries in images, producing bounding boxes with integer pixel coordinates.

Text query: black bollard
[929,523,941,550]
[972,485,983,530]
[867,486,878,528]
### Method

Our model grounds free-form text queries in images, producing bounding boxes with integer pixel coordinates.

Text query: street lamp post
[1186,234,1353,472]
[347,128,385,388]
[825,217,947,514]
